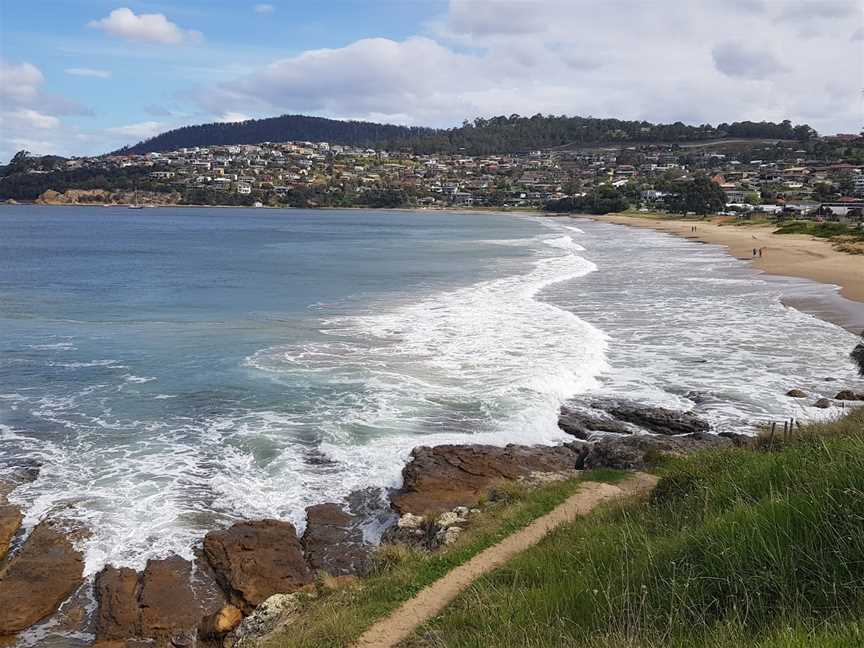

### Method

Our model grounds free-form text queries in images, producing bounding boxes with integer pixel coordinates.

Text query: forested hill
[382,116,816,155]
[118,113,815,155]
[119,114,435,154]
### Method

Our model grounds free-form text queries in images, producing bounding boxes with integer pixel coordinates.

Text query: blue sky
[1,1,862,161]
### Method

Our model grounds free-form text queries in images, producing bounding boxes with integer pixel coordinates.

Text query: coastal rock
[0,502,21,562]
[203,520,313,614]
[580,433,731,471]
[229,593,303,648]
[786,389,808,398]
[835,390,864,401]
[301,503,371,577]
[0,519,84,636]
[557,405,634,439]
[813,398,833,409]
[852,339,864,377]
[199,604,243,639]
[94,556,203,643]
[94,566,140,640]
[717,431,754,447]
[559,399,710,438]
[390,443,583,515]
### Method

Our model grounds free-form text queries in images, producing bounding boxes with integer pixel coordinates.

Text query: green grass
[260,469,629,648]
[402,409,864,648]
[773,220,864,241]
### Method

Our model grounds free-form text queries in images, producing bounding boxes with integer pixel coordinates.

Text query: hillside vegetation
[259,409,864,648]
[120,114,813,156]
[404,409,864,648]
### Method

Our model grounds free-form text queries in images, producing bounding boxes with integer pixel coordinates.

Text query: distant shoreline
[588,212,864,333]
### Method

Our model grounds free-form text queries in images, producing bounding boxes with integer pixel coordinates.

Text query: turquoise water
[1,206,860,577]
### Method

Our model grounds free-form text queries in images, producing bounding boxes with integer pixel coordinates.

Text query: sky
[1,0,862,162]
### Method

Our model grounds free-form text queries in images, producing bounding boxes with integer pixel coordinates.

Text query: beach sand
[589,213,864,332]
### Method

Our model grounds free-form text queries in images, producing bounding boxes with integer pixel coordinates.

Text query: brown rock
[203,520,313,614]
[786,389,808,398]
[95,566,140,640]
[138,557,199,637]
[0,519,84,636]
[94,556,203,643]
[835,390,864,401]
[199,604,242,638]
[0,503,21,563]
[301,504,371,577]
[390,444,583,516]
[814,398,833,409]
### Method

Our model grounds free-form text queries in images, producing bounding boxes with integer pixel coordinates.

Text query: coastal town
[6,133,863,221]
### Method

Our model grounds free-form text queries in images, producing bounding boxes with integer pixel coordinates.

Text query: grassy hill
[260,408,864,648]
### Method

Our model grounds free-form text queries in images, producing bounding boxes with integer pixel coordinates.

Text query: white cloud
[65,67,112,79]
[88,8,202,45]
[216,111,251,123]
[254,4,275,14]
[106,121,165,139]
[1,109,61,130]
[0,60,44,105]
[187,0,861,135]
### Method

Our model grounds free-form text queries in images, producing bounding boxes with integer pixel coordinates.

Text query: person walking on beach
[753,248,758,257]
[759,247,763,258]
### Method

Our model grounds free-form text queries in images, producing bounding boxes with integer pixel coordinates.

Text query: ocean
[1,206,861,577]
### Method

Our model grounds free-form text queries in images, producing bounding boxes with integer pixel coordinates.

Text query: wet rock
[684,391,712,404]
[203,520,313,614]
[138,557,200,639]
[786,389,808,398]
[813,398,833,409]
[580,433,732,471]
[390,443,583,516]
[852,339,864,376]
[835,390,864,401]
[557,405,634,439]
[0,502,21,563]
[199,604,242,639]
[0,519,84,636]
[559,398,711,438]
[301,503,371,577]
[595,399,711,436]
[94,566,140,640]
[94,556,203,644]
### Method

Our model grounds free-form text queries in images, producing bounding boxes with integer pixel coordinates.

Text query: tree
[668,176,726,215]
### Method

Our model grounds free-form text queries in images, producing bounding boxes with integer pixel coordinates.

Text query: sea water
[0,206,861,575]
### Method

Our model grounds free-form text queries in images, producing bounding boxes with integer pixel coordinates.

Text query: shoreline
[588,213,864,334]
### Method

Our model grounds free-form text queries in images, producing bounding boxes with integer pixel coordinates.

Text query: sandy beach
[587,213,864,331]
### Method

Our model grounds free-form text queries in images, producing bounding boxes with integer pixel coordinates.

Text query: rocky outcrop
[786,389,808,398]
[814,398,833,409]
[203,520,313,614]
[558,399,710,439]
[852,338,864,377]
[0,499,21,563]
[200,604,243,639]
[228,593,303,648]
[557,406,635,439]
[835,390,864,401]
[579,433,732,471]
[94,556,215,644]
[390,444,583,515]
[301,504,371,577]
[0,520,84,637]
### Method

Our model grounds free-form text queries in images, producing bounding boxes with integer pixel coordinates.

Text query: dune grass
[402,409,864,648]
[260,469,627,648]
[774,220,864,241]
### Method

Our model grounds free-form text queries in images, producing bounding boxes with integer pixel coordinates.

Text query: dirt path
[353,473,658,648]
